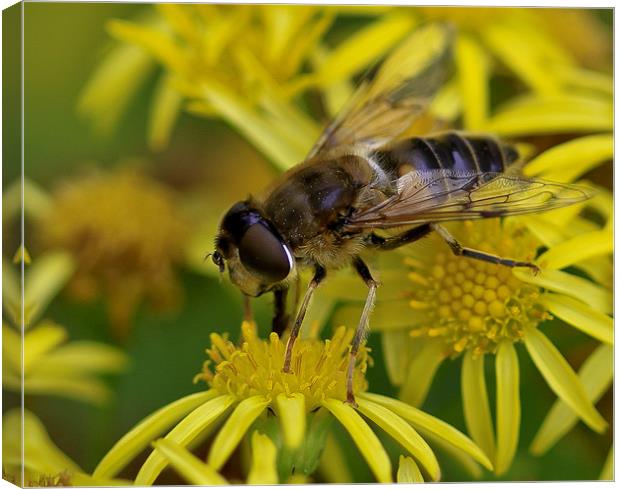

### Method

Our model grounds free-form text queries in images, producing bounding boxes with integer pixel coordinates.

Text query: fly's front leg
[431,223,540,272]
[272,287,289,336]
[346,257,378,406]
[243,295,253,322]
[282,265,326,373]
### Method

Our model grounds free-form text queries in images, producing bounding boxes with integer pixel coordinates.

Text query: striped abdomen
[374,131,519,179]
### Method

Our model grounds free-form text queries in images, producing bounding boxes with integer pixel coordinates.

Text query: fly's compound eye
[238,223,293,284]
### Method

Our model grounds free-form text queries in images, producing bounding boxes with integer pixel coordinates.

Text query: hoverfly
[211,24,592,404]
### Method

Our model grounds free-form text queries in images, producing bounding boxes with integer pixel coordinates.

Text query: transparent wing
[307,23,453,159]
[344,170,594,230]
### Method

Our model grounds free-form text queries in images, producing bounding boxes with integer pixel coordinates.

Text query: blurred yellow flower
[37,169,188,338]
[3,320,126,405]
[92,322,492,484]
[2,409,128,486]
[2,251,127,405]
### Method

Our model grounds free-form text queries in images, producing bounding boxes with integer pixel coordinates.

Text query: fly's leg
[431,223,540,272]
[346,257,378,406]
[243,295,253,322]
[282,265,326,373]
[272,287,289,336]
[367,224,432,250]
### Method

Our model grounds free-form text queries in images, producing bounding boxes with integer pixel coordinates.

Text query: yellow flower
[92,322,492,484]
[2,409,128,486]
[333,204,612,476]
[2,251,127,405]
[37,168,188,338]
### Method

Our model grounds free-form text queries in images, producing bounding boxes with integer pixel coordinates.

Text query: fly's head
[213,201,294,297]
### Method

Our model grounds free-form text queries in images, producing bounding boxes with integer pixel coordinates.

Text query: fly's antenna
[208,250,226,280]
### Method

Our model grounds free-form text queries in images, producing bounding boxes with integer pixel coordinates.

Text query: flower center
[406,220,548,356]
[195,323,369,410]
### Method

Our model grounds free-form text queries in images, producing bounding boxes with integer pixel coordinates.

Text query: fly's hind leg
[431,223,539,272]
[346,257,378,406]
[282,265,326,373]
[367,224,432,250]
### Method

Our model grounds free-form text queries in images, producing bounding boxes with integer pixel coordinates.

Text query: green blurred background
[3,3,612,483]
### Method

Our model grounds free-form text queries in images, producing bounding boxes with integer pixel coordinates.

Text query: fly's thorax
[260,152,373,250]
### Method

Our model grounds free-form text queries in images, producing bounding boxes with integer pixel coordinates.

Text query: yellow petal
[32,341,128,375]
[207,396,269,471]
[23,376,106,405]
[576,256,613,289]
[4,177,52,222]
[419,430,482,479]
[311,44,354,118]
[148,75,182,151]
[155,4,200,43]
[152,438,227,485]
[322,398,392,483]
[456,34,488,130]
[539,294,612,345]
[399,339,445,407]
[107,19,188,75]
[397,455,424,483]
[357,398,440,481]
[201,81,304,170]
[275,393,306,449]
[77,40,154,134]
[429,79,462,122]
[136,394,236,484]
[335,300,419,332]
[280,12,335,82]
[317,434,353,483]
[552,65,613,96]
[2,258,20,325]
[247,431,278,485]
[531,344,612,455]
[258,89,320,158]
[537,229,612,271]
[599,447,613,481]
[483,94,612,136]
[313,13,415,85]
[2,322,22,373]
[382,330,414,386]
[513,268,612,315]
[23,321,67,371]
[523,327,607,433]
[359,392,492,471]
[94,390,220,478]
[523,134,613,182]
[4,409,82,475]
[522,215,576,249]
[495,341,520,475]
[24,252,75,327]
[482,23,560,95]
[462,351,495,461]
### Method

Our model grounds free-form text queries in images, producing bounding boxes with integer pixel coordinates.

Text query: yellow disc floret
[406,220,549,356]
[196,322,370,410]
